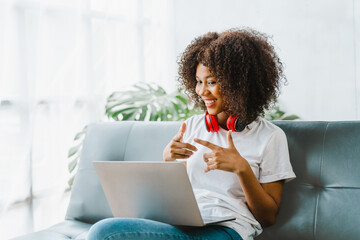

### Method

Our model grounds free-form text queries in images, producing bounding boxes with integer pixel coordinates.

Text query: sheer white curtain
[0,0,175,212]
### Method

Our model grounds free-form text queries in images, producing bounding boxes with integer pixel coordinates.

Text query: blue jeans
[86,218,243,240]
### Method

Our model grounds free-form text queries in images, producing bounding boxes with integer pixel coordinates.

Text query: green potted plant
[67,82,202,186]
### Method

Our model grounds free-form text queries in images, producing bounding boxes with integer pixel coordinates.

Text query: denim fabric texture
[86,218,243,240]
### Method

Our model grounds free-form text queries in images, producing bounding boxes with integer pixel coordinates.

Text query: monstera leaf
[264,106,300,121]
[67,125,87,187]
[105,82,199,121]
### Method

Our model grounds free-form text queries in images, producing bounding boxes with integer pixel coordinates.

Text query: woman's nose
[198,84,209,96]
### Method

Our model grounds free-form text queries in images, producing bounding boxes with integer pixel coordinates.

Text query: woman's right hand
[163,122,197,161]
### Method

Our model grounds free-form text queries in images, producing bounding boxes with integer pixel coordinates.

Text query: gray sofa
[12,120,360,240]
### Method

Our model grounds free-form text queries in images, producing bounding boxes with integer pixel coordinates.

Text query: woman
[87,28,295,240]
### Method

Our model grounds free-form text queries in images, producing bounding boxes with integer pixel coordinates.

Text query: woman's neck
[216,112,229,130]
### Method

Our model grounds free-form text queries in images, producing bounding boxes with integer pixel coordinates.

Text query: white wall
[172,0,360,121]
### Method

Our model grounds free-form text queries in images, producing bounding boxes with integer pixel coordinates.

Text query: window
[0,0,174,208]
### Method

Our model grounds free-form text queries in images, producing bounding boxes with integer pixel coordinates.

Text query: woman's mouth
[204,99,217,107]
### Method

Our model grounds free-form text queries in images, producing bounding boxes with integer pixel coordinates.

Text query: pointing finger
[180,122,186,134]
[171,141,197,152]
[173,122,186,142]
[194,138,220,150]
[227,130,235,148]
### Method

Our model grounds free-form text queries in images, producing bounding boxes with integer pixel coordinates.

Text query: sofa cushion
[11,220,91,240]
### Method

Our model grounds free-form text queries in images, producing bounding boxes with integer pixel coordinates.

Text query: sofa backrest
[66,120,360,240]
[257,121,360,240]
[65,121,181,223]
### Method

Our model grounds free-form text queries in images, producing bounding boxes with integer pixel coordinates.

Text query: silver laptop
[93,161,235,226]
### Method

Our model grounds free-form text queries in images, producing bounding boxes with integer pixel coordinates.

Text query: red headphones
[204,112,247,132]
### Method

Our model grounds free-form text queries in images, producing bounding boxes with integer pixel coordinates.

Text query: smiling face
[195,63,224,116]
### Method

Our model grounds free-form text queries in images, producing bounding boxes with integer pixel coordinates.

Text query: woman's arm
[194,130,284,227]
[236,163,284,227]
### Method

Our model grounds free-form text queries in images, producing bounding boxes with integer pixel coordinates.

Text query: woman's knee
[86,218,166,240]
[87,218,121,240]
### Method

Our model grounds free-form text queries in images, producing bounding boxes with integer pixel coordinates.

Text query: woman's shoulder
[251,118,289,158]
[249,117,286,139]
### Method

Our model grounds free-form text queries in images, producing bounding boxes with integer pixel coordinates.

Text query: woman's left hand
[194,130,249,174]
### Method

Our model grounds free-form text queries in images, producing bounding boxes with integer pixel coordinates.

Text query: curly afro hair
[178,28,286,123]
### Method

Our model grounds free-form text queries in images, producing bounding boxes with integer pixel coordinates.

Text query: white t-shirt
[182,114,296,240]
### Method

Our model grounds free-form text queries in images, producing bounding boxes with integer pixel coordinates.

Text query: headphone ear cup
[210,114,220,132]
[204,112,212,132]
[227,115,246,132]
[205,112,219,132]
[226,115,237,132]
[235,121,247,132]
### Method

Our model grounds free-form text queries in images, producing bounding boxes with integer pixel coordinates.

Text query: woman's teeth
[204,99,217,107]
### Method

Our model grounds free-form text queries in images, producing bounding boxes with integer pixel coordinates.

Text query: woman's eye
[208,81,216,85]
[196,80,202,84]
